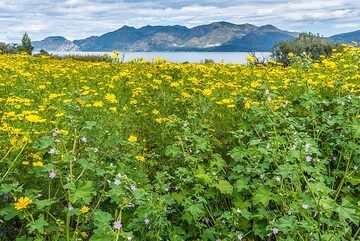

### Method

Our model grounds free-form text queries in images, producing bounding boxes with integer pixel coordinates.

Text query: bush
[272,32,339,65]
[49,54,113,63]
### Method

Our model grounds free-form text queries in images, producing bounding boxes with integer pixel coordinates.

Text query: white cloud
[0,0,359,42]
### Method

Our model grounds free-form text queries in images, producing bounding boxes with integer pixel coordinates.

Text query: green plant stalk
[0,143,26,182]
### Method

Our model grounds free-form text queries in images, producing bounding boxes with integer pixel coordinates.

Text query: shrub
[272,32,340,65]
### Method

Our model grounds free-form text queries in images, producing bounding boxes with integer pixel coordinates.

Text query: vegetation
[272,32,340,65]
[48,54,114,63]
[0,46,359,241]
[0,33,34,55]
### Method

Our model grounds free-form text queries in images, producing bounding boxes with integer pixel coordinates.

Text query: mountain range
[32,22,359,52]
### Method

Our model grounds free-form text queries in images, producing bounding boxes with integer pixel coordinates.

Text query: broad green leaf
[234,178,249,192]
[89,228,115,241]
[216,180,233,195]
[27,215,48,233]
[93,210,113,228]
[253,187,273,206]
[186,203,204,218]
[335,199,359,223]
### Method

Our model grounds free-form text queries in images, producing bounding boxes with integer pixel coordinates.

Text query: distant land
[32,22,360,52]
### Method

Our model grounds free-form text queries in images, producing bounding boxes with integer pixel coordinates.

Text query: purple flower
[130,183,136,190]
[306,155,312,162]
[129,202,135,208]
[127,237,132,241]
[113,220,122,230]
[273,227,279,235]
[2,194,9,200]
[81,136,87,143]
[237,234,243,240]
[49,170,56,179]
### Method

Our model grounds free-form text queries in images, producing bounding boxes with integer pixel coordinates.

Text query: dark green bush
[272,32,340,65]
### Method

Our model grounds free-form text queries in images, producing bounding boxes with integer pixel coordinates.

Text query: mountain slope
[330,30,360,44]
[33,22,302,52]
[213,25,297,51]
[32,36,80,52]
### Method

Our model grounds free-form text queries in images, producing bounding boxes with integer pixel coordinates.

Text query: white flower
[114,179,121,186]
[302,204,309,209]
[81,136,87,142]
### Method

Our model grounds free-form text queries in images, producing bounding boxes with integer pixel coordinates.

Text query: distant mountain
[34,22,299,52]
[32,36,80,52]
[212,25,297,51]
[330,30,360,44]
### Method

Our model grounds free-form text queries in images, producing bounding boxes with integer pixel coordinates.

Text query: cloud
[0,0,359,42]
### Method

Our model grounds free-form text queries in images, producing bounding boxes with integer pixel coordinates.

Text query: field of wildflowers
[0,46,359,240]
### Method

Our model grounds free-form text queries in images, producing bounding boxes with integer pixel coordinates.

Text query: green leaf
[89,228,115,241]
[93,210,113,228]
[253,187,273,206]
[165,145,182,157]
[215,180,233,195]
[34,199,55,209]
[0,205,18,220]
[65,181,95,203]
[186,203,205,218]
[335,199,359,223]
[33,137,53,150]
[27,215,48,233]
[234,178,249,192]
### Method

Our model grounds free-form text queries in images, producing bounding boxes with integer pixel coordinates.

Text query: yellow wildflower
[136,155,145,162]
[15,197,32,210]
[33,161,44,167]
[80,206,90,213]
[128,135,137,142]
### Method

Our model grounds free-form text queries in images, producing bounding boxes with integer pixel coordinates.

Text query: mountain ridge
[32,22,359,52]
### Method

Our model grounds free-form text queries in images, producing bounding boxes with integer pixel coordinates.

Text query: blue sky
[0,0,359,42]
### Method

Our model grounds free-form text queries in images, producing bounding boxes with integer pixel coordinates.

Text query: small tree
[20,33,34,55]
[272,32,339,66]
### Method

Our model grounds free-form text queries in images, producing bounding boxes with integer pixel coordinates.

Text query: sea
[50,51,271,64]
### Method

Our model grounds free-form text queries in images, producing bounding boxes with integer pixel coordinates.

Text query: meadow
[0,46,359,241]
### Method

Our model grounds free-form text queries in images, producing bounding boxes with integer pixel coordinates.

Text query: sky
[0,0,359,42]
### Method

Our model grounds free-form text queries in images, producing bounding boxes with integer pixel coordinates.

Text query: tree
[271,32,339,66]
[20,33,34,55]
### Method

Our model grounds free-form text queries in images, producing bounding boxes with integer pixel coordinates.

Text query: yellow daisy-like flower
[202,89,212,96]
[22,161,30,166]
[127,135,137,142]
[104,93,118,104]
[33,161,44,167]
[80,205,90,213]
[15,197,32,210]
[93,101,104,107]
[25,115,46,123]
[136,155,145,162]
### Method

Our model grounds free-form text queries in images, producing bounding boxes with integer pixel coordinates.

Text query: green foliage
[19,33,34,55]
[0,47,359,240]
[272,32,340,65]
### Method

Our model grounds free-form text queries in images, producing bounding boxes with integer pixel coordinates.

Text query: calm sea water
[51,51,271,64]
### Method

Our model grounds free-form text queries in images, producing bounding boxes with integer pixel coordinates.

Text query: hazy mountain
[32,36,80,52]
[330,30,360,44]
[69,22,296,52]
